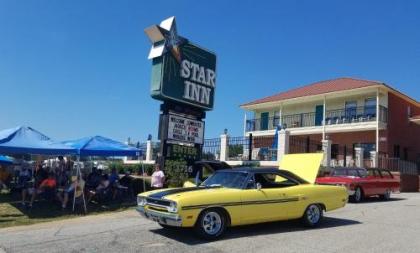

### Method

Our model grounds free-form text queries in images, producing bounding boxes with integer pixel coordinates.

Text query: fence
[289,136,321,154]
[227,136,249,161]
[250,135,277,161]
[202,134,321,162]
[378,156,418,175]
[202,138,221,160]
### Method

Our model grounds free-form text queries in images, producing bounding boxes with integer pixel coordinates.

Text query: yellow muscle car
[137,154,348,239]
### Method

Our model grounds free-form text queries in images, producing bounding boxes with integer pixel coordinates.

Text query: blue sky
[1,0,419,143]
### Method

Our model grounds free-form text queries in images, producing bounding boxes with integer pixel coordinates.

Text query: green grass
[0,177,153,229]
[0,191,136,229]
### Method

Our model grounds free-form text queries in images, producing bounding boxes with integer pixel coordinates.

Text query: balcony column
[279,104,283,127]
[376,88,380,153]
[145,140,153,162]
[243,113,247,135]
[322,139,331,167]
[322,96,327,140]
[277,129,289,163]
[370,151,378,168]
[355,147,364,168]
[220,133,229,161]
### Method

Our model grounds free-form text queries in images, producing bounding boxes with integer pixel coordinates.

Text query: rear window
[347,169,358,177]
[331,169,347,176]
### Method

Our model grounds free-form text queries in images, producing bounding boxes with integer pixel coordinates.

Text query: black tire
[379,189,391,201]
[351,187,363,203]
[194,208,227,240]
[302,204,323,227]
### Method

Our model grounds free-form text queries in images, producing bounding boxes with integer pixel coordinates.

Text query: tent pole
[141,161,146,193]
[73,155,80,212]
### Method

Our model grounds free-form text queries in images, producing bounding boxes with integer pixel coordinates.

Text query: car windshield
[201,171,248,189]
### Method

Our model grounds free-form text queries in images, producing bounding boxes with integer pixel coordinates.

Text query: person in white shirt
[151,164,165,189]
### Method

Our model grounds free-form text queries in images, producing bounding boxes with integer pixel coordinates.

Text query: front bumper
[136,206,182,227]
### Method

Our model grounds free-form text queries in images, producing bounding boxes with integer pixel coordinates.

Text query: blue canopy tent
[0,126,76,155]
[62,135,141,157]
[62,135,141,211]
[0,155,14,165]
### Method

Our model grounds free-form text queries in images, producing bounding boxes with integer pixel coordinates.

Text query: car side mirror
[256,182,262,191]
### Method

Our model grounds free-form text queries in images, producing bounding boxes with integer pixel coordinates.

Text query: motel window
[345,101,357,118]
[353,143,375,158]
[273,111,280,127]
[364,98,376,116]
[393,145,400,158]
[331,144,339,159]
[403,147,408,160]
[407,106,412,118]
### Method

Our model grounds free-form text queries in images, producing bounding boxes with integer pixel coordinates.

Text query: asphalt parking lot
[1,192,419,253]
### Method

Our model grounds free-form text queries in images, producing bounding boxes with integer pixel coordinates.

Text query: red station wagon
[316,167,400,203]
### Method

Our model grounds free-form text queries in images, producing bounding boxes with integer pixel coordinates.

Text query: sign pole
[145,16,217,174]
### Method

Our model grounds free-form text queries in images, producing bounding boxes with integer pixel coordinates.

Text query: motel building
[241,77,420,169]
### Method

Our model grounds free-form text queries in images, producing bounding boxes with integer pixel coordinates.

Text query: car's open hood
[279,153,324,184]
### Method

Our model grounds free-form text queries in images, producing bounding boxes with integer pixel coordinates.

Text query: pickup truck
[316,167,400,202]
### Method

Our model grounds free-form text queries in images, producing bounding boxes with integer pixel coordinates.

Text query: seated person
[21,165,47,206]
[0,165,12,191]
[87,174,110,202]
[16,165,32,189]
[61,174,85,209]
[118,170,133,188]
[28,171,57,208]
[55,169,70,206]
[86,167,102,190]
[108,168,119,186]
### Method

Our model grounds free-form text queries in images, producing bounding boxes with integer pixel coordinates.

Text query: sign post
[145,16,217,171]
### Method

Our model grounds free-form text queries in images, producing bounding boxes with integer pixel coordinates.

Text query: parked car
[137,154,347,240]
[183,160,232,187]
[316,167,400,202]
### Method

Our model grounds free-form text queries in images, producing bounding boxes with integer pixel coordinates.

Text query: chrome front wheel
[195,209,226,240]
[202,211,222,235]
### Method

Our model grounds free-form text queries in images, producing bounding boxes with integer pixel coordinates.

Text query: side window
[202,165,214,180]
[246,175,256,189]
[254,173,296,189]
[367,169,377,177]
[379,170,392,178]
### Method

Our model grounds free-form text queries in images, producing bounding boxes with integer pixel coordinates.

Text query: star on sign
[144,16,188,63]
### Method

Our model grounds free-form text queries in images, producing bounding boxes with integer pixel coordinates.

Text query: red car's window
[379,170,393,178]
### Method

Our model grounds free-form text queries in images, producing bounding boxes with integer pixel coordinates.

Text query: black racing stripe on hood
[148,187,208,199]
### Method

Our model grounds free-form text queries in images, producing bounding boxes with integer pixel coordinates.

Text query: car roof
[218,167,280,173]
[332,167,366,170]
[217,167,309,184]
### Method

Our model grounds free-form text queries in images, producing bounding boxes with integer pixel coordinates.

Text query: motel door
[315,105,324,126]
[260,112,269,130]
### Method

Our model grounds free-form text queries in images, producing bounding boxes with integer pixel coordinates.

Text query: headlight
[137,196,147,206]
[168,201,178,213]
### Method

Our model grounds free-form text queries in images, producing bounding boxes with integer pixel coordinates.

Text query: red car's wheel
[380,189,391,200]
[351,187,363,203]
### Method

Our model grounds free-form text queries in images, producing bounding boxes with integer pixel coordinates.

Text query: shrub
[164,159,188,187]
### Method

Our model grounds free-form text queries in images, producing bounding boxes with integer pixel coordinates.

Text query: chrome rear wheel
[302,204,323,227]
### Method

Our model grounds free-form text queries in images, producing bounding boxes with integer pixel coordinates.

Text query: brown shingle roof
[241,77,383,107]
